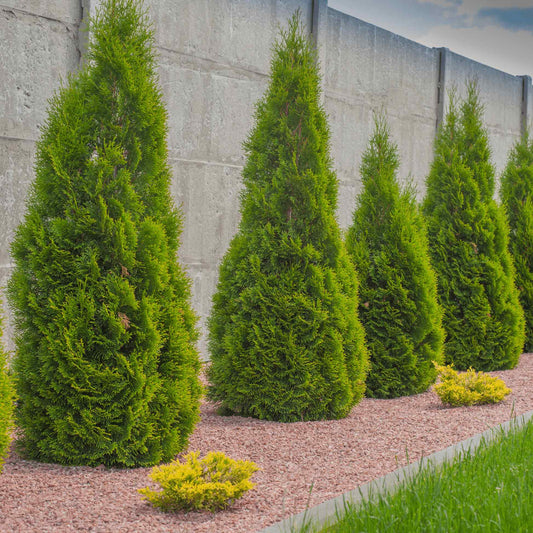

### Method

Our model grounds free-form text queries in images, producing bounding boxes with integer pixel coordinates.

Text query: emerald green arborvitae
[207,13,368,422]
[346,118,444,398]
[7,0,201,467]
[501,132,533,352]
[0,310,14,472]
[423,83,524,370]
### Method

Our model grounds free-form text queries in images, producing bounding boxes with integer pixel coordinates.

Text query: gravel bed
[1,354,532,532]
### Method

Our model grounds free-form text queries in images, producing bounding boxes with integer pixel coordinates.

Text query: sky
[328,0,533,77]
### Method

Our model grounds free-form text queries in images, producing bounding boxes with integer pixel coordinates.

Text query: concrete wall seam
[521,75,531,136]
[436,47,448,132]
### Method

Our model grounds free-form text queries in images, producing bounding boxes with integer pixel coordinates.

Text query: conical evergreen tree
[501,132,533,351]
[423,83,524,370]
[8,0,201,467]
[346,117,444,398]
[0,310,14,472]
[207,13,368,422]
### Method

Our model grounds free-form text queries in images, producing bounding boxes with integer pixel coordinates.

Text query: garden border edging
[260,408,533,533]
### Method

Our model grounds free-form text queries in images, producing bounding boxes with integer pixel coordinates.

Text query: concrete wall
[150,0,314,353]
[324,9,440,228]
[0,0,531,357]
[0,1,82,348]
[442,49,525,185]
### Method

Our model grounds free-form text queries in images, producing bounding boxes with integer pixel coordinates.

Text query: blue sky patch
[478,8,533,33]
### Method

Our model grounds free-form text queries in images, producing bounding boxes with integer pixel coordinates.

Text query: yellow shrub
[138,451,259,512]
[432,362,511,407]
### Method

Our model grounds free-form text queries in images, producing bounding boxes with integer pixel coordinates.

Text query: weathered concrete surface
[0,140,34,269]
[528,77,533,133]
[0,0,82,24]
[146,0,315,355]
[444,50,524,179]
[0,139,32,348]
[151,0,313,77]
[0,6,80,140]
[0,2,82,348]
[0,0,531,357]
[170,159,243,353]
[325,7,439,228]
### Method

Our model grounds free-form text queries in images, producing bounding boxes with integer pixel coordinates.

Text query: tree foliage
[8,0,201,467]
[0,310,13,473]
[500,132,533,352]
[346,118,444,398]
[207,13,368,422]
[423,83,524,370]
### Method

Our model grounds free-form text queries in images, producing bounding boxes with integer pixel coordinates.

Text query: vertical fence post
[520,75,531,136]
[79,0,102,65]
[436,47,449,132]
[311,0,328,104]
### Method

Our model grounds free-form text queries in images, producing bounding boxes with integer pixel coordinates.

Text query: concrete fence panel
[0,0,530,356]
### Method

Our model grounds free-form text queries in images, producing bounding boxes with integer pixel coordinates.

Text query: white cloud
[416,0,458,8]
[417,24,533,76]
[417,0,533,17]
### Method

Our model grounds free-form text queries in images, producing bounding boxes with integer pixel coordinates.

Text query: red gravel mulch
[1,354,532,532]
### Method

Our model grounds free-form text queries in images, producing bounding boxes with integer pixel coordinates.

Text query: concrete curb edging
[259,409,533,533]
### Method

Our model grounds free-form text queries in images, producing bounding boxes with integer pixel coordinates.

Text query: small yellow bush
[432,362,511,407]
[138,451,259,512]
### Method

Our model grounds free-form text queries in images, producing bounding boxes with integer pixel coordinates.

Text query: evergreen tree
[207,13,368,422]
[8,0,201,467]
[501,132,533,352]
[423,84,524,370]
[346,117,444,398]
[0,310,13,472]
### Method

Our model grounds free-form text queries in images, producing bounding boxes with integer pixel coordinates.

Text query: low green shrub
[433,362,511,407]
[138,451,259,512]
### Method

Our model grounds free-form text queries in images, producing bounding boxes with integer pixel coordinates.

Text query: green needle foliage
[423,83,524,370]
[0,311,14,473]
[346,117,444,398]
[7,0,201,467]
[501,132,533,352]
[207,13,368,422]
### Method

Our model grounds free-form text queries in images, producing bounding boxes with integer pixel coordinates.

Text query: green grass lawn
[302,416,533,533]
